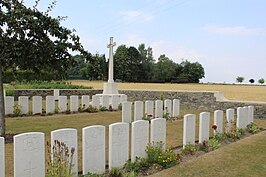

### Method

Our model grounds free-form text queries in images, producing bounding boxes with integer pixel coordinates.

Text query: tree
[236,76,244,84]
[258,78,265,85]
[249,79,255,84]
[179,60,205,83]
[114,45,129,81]
[0,0,91,136]
[138,44,154,81]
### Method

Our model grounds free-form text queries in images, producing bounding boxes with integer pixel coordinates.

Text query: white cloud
[121,10,154,22]
[203,24,264,36]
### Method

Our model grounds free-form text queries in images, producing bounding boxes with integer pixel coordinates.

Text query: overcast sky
[24,0,266,84]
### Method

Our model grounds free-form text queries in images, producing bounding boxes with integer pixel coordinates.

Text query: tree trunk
[0,60,5,137]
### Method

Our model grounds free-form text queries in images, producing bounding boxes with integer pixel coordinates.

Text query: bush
[182,143,196,155]
[124,157,148,173]
[247,123,261,134]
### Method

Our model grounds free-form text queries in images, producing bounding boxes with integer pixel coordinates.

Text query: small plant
[99,105,107,111]
[163,107,171,120]
[247,123,261,134]
[13,104,22,117]
[198,140,209,152]
[109,104,113,111]
[87,105,98,113]
[28,111,33,116]
[54,105,59,114]
[124,157,148,173]
[160,93,164,101]
[108,167,125,177]
[146,141,179,169]
[208,138,220,150]
[182,143,196,155]
[81,172,104,177]
[46,140,76,177]
[6,89,15,96]
[118,103,122,111]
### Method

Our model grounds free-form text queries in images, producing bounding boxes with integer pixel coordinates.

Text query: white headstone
[70,95,79,112]
[226,108,235,133]
[58,96,67,112]
[4,96,14,115]
[243,106,249,128]
[101,95,109,109]
[92,95,100,109]
[131,120,149,162]
[214,110,223,133]
[199,112,210,143]
[81,95,90,109]
[151,118,166,150]
[120,94,127,103]
[51,128,78,176]
[164,99,172,117]
[82,125,105,174]
[46,96,55,114]
[155,100,163,118]
[122,102,132,123]
[0,137,4,177]
[248,106,254,124]
[3,89,6,98]
[109,122,129,169]
[53,89,60,101]
[145,100,154,117]
[32,96,42,115]
[18,96,29,114]
[183,114,196,148]
[172,99,180,117]
[237,107,245,129]
[14,132,45,177]
[111,95,120,110]
[134,101,143,121]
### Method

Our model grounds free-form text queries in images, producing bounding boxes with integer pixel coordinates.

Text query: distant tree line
[236,76,265,84]
[68,44,205,83]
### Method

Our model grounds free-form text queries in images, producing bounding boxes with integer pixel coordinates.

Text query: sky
[23,0,266,84]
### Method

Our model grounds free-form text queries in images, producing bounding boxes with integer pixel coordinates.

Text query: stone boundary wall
[12,89,266,119]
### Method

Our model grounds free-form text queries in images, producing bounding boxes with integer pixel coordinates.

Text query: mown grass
[4,109,266,177]
[71,80,266,102]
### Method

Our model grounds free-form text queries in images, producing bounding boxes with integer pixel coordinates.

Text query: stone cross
[107,37,116,83]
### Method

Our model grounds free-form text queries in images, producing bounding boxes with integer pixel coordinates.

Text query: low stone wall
[12,89,266,119]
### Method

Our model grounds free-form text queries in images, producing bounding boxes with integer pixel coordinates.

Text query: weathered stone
[18,96,29,114]
[237,107,246,129]
[109,123,129,169]
[122,102,132,123]
[226,108,235,133]
[82,125,105,174]
[58,96,67,112]
[46,96,55,114]
[131,120,149,162]
[134,101,144,121]
[183,114,196,148]
[120,94,127,103]
[4,96,14,115]
[164,99,172,116]
[248,106,254,123]
[199,112,210,143]
[111,95,120,110]
[155,100,163,118]
[172,99,180,117]
[151,118,166,150]
[70,95,79,112]
[101,95,109,109]
[14,132,45,177]
[92,95,100,109]
[214,110,223,133]
[81,95,90,109]
[32,96,42,115]
[145,100,154,117]
[51,128,78,176]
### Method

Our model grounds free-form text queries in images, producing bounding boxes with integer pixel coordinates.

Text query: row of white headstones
[0,118,166,177]
[4,94,128,115]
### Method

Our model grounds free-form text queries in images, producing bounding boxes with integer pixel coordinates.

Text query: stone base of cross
[103,82,118,94]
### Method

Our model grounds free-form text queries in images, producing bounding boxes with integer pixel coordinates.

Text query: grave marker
[46,96,55,114]
[4,96,14,115]
[58,96,67,112]
[53,89,60,101]
[199,112,210,143]
[134,101,144,121]
[82,95,90,109]
[92,95,100,109]
[131,120,149,162]
[32,96,42,115]
[120,95,127,103]
[122,102,132,123]
[214,110,223,133]
[172,99,180,117]
[51,128,78,176]
[14,132,45,177]
[112,95,120,110]
[155,100,163,118]
[226,108,235,133]
[109,123,129,169]
[237,107,245,129]
[151,118,166,150]
[18,96,29,114]
[102,95,109,109]
[0,137,4,177]
[164,99,172,117]
[70,95,79,112]
[145,100,154,117]
[183,114,196,148]
[248,106,254,124]
[82,125,105,174]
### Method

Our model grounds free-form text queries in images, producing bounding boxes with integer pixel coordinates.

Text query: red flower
[212,124,217,130]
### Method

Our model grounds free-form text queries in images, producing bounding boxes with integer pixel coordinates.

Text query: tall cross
[107,37,116,83]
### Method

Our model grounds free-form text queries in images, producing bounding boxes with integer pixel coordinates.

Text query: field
[71,80,266,102]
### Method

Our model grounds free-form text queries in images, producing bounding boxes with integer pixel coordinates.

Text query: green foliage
[182,143,197,155]
[108,167,125,177]
[145,142,179,169]
[46,140,76,177]
[118,103,122,111]
[99,105,107,112]
[160,93,164,101]
[208,138,221,150]
[163,108,171,120]
[236,76,244,83]
[247,123,261,134]
[109,105,113,111]
[87,105,98,113]
[81,172,104,177]
[5,89,15,96]
[13,104,22,117]
[124,157,148,173]
[258,78,265,84]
